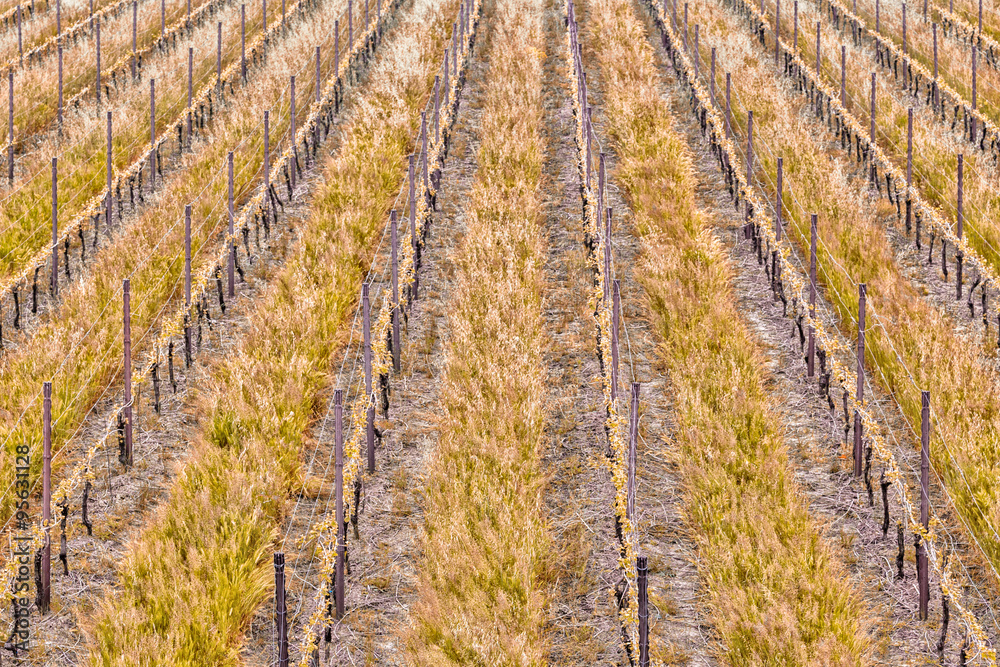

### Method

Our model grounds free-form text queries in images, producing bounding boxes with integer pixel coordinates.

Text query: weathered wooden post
[408,154,417,301]
[869,73,876,185]
[95,17,100,106]
[58,40,63,129]
[241,5,247,82]
[364,284,374,473]
[150,79,156,190]
[906,108,912,234]
[217,22,223,88]
[725,73,731,139]
[854,283,866,477]
[957,154,963,300]
[638,555,649,667]
[793,1,798,52]
[711,48,716,103]
[391,210,400,372]
[776,158,783,241]
[41,381,51,614]
[932,24,938,110]
[334,389,345,619]
[918,390,930,619]
[188,48,193,148]
[290,76,296,191]
[185,204,192,367]
[8,69,13,185]
[841,45,846,106]
[971,46,977,142]
[598,152,605,229]
[902,3,907,54]
[808,214,816,376]
[123,278,133,467]
[612,280,620,403]
[106,112,112,228]
[628,383,639,526]
[131,0,137,78]
[274,553,288,667]
[815,22,820,76]
[775,0,780,64]
[51,157,57,297]
[604,208,612,303]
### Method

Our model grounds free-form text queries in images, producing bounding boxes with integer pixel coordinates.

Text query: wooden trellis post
[274,553,288,667]
[776,157,783,241]
[217,22,222,88]
[241,5,247,82]
[123,279,133,467]
[95,17,100,106]
[188,48,193,148]
[638,555,649,667]
[808,214,817,377]
[854,283,866,477]
[906,108,912,234]
[106,112,112,228]
[918,390,930,619]
[8,68,13,185]
[51,157,57,297]
[364,283,374,473]
[334,389,345,619]
[391,210,400,372]
[290,76,296,190]
[228,151,235,298]
[41,381,51,615]
[628,383,639,525]
[150,79,156,189]
[725,73,731,139]
[841,45,846,106]
[956,154,963,300]
[775,0,780,64]
[612,280,620,403]
[185,204,192,367]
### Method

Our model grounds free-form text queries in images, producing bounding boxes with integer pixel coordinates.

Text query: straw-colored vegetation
[690,0,1000,577]
[585,0,871,663]
[86,0,457,660]
[0,0,276,278]
[0,0,130,63]
[0,0,339,520]
[404,0,550,661]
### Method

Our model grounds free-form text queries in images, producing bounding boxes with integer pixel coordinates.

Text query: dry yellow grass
[84,0,457,660]
[584,0,872,663]
[404,0,550,662]
[690,0,1000,584]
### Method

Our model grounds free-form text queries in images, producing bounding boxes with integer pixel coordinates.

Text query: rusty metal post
[612,280,620,403]
[123,278,133,467]
[51,157,57,297]
[131,0,137,78]
[854,283,866,477]
[106,112,112,227]
[290,76,296,191]
[391,210,400,372]
[805,214,817,379]
[957,154,963,299]
[217,22,222,87]
[725,73,731,139]
[274,553,288,667]
[150,79,156,190]
[241,5,247,82]
[628,383,639,525]
[95,17,100,106]
[8,69,12,185]
[776,157,783,241]
[185,204,192,366]
[638,555,649,667]
[187,48,193,148]
[918,390,930,619]
[334,389,345,619]
[364,284,374,473]
[41,381,51,614]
